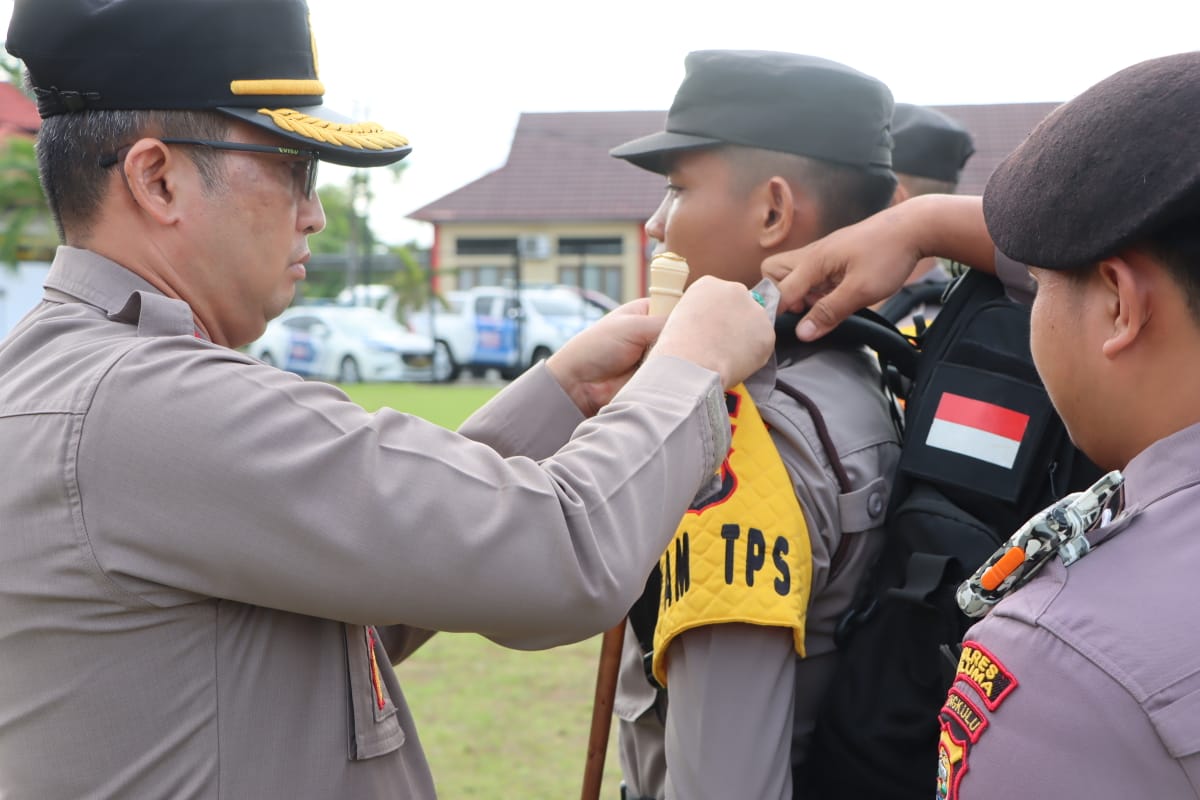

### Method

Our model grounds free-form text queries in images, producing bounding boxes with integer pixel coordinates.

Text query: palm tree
[388,244,440,323]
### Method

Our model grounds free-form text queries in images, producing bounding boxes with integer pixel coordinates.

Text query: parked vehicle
[408,285,612,381]
[246,305,438,383]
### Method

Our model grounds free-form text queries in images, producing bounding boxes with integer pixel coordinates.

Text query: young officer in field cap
[874,103,976,325]
[890,103,975,198]
[609,49,901,799]
[763,50,1200,799]
[0,2,777,798]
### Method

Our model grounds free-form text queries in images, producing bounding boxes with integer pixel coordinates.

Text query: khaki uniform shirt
[0,247,730,799]
[616,318,901,799]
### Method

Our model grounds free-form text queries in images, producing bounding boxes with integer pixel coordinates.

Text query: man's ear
[120,139,183,225]
[760,176,818,249]
[1098,253,1152,359]
[890,180,911,207]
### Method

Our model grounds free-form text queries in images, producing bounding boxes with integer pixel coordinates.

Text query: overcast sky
[3,0,1197,246]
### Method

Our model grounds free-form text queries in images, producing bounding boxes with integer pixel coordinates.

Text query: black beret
[5,0,411,168]
[984,51,1200,270]
[891,103,974,183]
[610,50,894,175]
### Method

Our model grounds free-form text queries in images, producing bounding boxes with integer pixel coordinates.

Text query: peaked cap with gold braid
[6,0,411,167]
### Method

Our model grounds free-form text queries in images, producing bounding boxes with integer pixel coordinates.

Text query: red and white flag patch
[925,392,1030,469]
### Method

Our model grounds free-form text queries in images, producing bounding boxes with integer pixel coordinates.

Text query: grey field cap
[984,51,1200,270]
[891,103,974,183]
[610,49,894,175]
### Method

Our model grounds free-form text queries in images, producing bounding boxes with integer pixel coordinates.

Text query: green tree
[387,243,437,323]
[0,134,54,267]
[0,54,54,267]
[0,52,24,90]
[310,183,354,255]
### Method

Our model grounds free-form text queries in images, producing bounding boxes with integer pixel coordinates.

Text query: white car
[408,285,613,381]
[247,305,438,383]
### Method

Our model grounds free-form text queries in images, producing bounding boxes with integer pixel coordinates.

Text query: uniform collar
[1120,421,1200,514]
[44,246,202,339]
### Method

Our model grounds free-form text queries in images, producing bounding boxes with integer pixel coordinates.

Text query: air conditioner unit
[518,234,552,260]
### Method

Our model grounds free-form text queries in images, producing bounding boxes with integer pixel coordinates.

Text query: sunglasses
[100,138,320,199]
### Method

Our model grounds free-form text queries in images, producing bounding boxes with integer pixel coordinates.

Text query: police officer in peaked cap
[0,1,775,796]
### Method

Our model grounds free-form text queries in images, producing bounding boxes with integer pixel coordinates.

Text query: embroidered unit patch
[937,641,1019,798]
[954,640,1018,710]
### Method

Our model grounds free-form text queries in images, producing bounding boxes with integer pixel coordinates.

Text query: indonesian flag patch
[898,362,1055,505]
[925,392,1030,469]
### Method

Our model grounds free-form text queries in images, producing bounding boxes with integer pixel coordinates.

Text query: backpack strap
[876,280,951,324]
[776,308,919,388]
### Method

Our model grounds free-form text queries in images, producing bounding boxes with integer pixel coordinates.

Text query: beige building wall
[433,221,649,303]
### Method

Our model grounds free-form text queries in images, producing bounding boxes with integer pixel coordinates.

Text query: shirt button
[868,492,884,517]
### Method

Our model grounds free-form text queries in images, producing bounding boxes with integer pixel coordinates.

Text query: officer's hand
[763,208,922,342]
[763,194,993,341]
[546,299,666,417]
[649,275,774,390]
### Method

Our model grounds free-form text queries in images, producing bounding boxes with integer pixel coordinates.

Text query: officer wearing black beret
[0,2,776,797]
[765,50,1200,799]
[609,49,902,800]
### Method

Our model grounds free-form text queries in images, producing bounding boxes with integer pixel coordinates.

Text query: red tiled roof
[409,110,667,223]
[931,102,1061,196]
[409,103,1060,225]
[0,83,40,137]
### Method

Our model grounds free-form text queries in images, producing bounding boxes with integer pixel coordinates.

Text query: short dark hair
[1143,215,1200,323]
[35,101,230,241]
[801,159,897,235]
[897,172,958,198]
[723,145,896,236]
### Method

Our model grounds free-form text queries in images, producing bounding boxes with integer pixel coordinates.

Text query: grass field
[341,381,626,799]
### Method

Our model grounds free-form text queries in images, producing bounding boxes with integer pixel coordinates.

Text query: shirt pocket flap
[345,624,405,760]
[1149,678,1200,759]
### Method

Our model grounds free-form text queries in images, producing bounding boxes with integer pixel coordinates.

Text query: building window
[559,265,623,303]
[456,237,519,256]
[558,237,623,256]
[456,265,510,290]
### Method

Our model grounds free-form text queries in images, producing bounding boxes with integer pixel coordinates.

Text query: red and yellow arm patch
[937,641,1019,799]
[954,640,1018,710]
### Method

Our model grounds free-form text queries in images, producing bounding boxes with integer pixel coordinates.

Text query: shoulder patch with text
[954,640,1018,710]
[938,640,1019,799]
[937,688,990,799]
